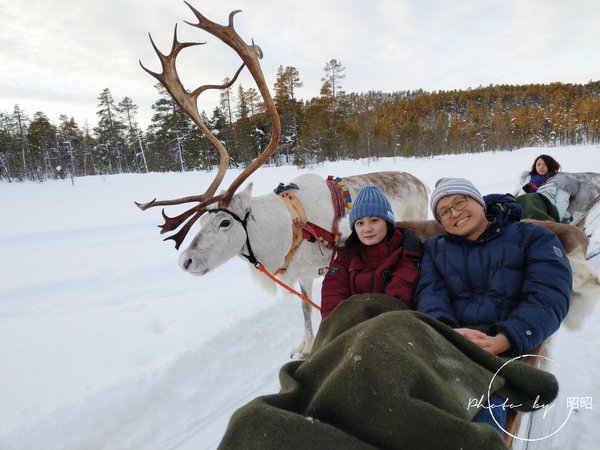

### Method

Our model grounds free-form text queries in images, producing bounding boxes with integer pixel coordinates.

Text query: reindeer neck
[244,193,293,271]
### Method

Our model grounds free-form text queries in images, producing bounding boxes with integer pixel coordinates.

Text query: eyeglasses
[437,196,469,222]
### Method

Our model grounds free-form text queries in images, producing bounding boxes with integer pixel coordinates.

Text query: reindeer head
[178,183,254,275]
[136,4,280,250]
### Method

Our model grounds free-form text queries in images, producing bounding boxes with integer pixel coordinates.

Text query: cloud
[1,0,598,128]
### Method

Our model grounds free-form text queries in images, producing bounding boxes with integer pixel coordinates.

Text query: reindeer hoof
[291,336,314,360]
[290,351,309,361]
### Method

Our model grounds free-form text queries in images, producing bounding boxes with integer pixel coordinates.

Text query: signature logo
[487,354,574,442]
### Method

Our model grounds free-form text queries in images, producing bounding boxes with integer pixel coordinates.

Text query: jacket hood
[484,193,523,223]
[473,193,522,242]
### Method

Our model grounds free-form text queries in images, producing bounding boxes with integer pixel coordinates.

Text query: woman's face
[535,158,548,176]
[354,217,388,246]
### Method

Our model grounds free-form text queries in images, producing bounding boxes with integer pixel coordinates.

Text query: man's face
[436,194,488,240]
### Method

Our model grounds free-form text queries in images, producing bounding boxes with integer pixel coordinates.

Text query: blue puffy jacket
[415,194,572,356]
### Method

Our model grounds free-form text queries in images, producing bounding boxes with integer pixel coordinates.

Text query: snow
[1,145,599,449]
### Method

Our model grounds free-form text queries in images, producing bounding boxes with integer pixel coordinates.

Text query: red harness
[296,176,352,254]
[275,176,352,274]
[267,176,353,309]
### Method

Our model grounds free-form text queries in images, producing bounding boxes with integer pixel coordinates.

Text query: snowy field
[1,145,599,449]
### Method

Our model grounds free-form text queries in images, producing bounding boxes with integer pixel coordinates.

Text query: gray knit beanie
[430,178,486,222]
[349,185,395,230]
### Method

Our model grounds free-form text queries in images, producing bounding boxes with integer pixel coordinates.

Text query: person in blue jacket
[415,177,572,432]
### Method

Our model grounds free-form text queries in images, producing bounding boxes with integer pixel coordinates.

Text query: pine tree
[320,59,346,159]
[13,105,31,180]
[57,115,82,183]
[118,96,148,173]
[274,66,304,163]
[95,88,126,173]
[27,112,57,180]
[0,111,16,181]
[146,84,194,172]
[234,84,253,164]
[219,77,237,165]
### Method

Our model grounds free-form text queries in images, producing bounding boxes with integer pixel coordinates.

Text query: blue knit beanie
[349,185,395,230]
[430,178,486,222]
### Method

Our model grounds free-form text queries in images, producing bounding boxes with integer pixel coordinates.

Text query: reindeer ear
[241,182,253,196]
[232,182,253,215]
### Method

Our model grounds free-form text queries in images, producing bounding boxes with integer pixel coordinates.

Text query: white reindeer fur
[179,171,429,357]
[567,250,600,292]
[563,284,600,331]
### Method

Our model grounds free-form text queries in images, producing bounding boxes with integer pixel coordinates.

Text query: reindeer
[136,5,429,357]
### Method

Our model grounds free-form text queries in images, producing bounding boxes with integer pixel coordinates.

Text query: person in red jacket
[320,184,422,320]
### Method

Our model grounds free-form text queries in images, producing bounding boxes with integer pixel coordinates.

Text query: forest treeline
[1,59,599,182]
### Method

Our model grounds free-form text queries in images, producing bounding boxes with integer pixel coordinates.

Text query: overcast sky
[2,0,599,129]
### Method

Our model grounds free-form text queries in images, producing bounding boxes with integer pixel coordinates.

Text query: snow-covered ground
[1,145,599,449]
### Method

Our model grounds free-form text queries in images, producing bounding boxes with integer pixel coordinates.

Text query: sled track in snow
[156,297,307,450]
[0,298,306,450]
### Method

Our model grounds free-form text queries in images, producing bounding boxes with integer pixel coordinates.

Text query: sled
[577,195,600,260]
[575,193,600,230]
[503,342,547,448]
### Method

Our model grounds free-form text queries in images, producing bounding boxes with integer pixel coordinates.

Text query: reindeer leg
[290,279,316,359]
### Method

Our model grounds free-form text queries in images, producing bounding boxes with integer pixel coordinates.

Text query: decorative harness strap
[275,176,353,275]
[276,185,308,274]
[296,177,352,262]
[322,176,352,248]
[327,175,353,219]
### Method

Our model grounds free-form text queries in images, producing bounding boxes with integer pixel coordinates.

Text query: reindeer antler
[136,3,281,249]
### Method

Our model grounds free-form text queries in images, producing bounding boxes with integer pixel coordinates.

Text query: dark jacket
[321,228,422,319]
[415,194,572,356]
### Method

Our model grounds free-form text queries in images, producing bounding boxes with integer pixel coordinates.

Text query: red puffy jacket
[320,228,422,319]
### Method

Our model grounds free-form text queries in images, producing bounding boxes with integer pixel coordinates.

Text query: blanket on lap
[516,192,560,221]
[217,294,559,450]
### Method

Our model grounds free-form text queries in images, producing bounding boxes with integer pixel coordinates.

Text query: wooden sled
[576,195,600,260]
[503,342,547,448]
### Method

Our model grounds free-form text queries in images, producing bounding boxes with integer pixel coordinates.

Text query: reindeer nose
[183,258,193,270]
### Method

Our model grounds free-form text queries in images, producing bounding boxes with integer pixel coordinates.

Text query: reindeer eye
[219,219,231,228]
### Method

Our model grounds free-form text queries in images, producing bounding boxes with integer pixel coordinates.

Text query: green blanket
[218,294,558,449]
[516,192,560,221]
